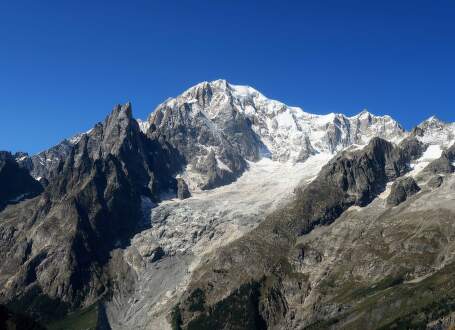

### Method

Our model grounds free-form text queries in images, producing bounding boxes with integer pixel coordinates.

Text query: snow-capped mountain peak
[415,115,455,147]
[141,80,407,189]
[148,79,405,158]
[419,115,445,129]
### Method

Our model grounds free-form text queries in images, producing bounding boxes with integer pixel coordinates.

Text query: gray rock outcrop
[427,175,444,189]
[422,144,455,175]
[387,177,421,206]
[0,151,43,211]
[177,178,191,199]
[15,137,79,180]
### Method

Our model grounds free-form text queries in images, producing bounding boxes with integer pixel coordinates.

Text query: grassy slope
[46,304,98,330]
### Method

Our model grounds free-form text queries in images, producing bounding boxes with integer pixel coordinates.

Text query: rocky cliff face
[414,116,455,147]
[0,103,180,323]
[15,135,82,181]
[0,151,43,211]
[386,176,420,206]
[422,143,455,175]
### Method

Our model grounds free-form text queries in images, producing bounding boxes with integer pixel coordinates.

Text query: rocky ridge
[0,151,43,211]
[0,103,179,324]
[15,133,85,181]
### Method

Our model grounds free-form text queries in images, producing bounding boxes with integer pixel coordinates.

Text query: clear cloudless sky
[1,0,454,154]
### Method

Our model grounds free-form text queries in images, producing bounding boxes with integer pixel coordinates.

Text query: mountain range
[1,80,455,330]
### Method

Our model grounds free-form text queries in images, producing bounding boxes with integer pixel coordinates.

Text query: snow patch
[422,144,443,160]
[147,152,333,256]
[378,182,393,200]
[68,133,85,144]
[407,144,443,177]
[137,119,150,133]
[215,157,232,172]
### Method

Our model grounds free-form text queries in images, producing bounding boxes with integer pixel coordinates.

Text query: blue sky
[1,0,454,154]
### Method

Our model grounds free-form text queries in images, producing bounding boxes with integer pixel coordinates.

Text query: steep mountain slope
[105,153,333,329]
[414,116,455,147]
[0,103,180,323]
[12,80,406,193]
[172,137,455,330]
[1,80,455,329]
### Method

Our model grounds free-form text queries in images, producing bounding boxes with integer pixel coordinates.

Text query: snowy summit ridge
[146,79,406,163]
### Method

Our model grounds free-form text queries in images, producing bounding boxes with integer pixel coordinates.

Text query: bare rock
[177,178,191,199]
[427,175,444,189]
[423,143,455,175]
[387,177,420,206]
[0,151,43,211]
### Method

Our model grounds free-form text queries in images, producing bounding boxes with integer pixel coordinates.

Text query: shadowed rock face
[387,177,420,206]
[177,178,191,200]
[424,153,454,174]
[0,304,45,330]
[0,104,180,322]
[398,136,426,160]
[290,137,414,235]
[147,97,256,190]
[0,152,43,211]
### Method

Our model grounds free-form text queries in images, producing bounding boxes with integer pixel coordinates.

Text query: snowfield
[407,144,443,178]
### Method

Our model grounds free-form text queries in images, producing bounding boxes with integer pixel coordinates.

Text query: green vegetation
[0,305,46,330]
[46,304,98,330]
[378,297,455,329]
[6,287,69,322]
[335,273,405,303]
[170,304,183,330]
[187,288,205,312]
[309,263,455,329]
[186,282,266,330]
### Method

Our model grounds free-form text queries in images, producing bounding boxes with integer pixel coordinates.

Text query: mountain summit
[141,80,406,189]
